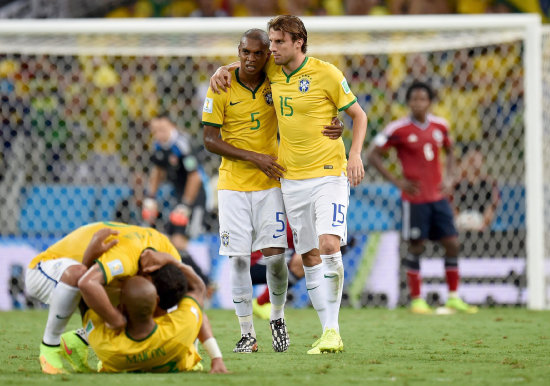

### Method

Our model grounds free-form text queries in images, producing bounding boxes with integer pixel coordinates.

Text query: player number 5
[250,112,260,130]
[275,212,285,232]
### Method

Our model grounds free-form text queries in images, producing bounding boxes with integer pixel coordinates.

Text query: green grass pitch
[1,307,549,385]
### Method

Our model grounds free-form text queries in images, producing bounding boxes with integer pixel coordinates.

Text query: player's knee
[60,264,88,287]
[319,235,340,255]
[261,247,285,257]
[408,241,425,256]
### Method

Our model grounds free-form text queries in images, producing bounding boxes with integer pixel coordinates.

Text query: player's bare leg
[262,247,289,352]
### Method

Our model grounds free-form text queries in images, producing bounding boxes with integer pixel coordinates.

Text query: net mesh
[0,21,545,307]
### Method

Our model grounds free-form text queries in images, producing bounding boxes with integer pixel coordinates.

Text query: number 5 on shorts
[275,212,285,232]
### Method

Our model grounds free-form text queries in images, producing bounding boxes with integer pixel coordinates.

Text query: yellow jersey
[265,56,357,180]
[85,296,202,373]
[28,222,179,287]
[202,68,279,191]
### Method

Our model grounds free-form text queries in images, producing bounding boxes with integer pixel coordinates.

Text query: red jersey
[375,114,452,204]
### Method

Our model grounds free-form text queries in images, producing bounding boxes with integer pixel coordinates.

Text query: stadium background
[0,0,549,311]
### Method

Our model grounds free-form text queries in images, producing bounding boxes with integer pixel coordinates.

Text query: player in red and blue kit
[367,81,477,314]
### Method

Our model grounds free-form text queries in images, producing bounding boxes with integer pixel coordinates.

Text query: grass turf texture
[1,308,549,385]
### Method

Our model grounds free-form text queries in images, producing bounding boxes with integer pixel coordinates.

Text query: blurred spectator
[345,0,389,15]
[190,0,228,16]
[231,0,279,16]
[453,145,499,232]
[389,0,454,14]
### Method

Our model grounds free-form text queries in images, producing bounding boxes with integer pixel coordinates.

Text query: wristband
[203,337,222,359]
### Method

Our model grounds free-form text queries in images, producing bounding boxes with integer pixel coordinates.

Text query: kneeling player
[80,252,227,373]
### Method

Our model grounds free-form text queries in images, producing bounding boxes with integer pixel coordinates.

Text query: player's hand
[347,153,365,187]
[210,66,232,94]
[169,203,191,227]
[440,177,454,196]
[398,178,420,196]
[141,197,158,224]
[210,358,229,374]
[140,249,175,273]
[83,228,119,264]
[250,153,286,180]
[322,117,344,139]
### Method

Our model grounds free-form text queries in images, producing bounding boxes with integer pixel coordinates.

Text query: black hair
[153,112,175,124]
[149,263,188,310]
[240,28,270,50]
[405,81,434,102]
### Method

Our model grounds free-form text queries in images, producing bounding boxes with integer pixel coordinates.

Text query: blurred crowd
[104,0,549,20]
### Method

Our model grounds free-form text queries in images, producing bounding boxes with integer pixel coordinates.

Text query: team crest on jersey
[221,231,230,247]
[263,87,273,106]
[298,74,311,93]
[407,134,418,143]
[432,129,443,143]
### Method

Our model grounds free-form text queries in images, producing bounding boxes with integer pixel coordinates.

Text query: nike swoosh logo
[229,101,241,106]
[62,339,73,355]
[56,314,71,320]
[233,300,244,304]
[306,285,320,291]
[324,274,338,278]
[272,291,286,296]
[272,234,284,239]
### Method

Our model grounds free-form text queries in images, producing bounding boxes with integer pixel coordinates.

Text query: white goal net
[0,15,547,310]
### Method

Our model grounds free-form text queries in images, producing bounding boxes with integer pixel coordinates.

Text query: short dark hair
[267,15,308,54]
[240,28,270,50]
[405,81,434,102]
[153,112,175,124]
[149,263,187,310]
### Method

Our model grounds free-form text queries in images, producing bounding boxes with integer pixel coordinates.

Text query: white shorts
[25,258,81,304]
[218,188,288,256]
[281,175,349,255]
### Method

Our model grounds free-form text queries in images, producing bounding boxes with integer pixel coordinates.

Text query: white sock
[322,251,344,332]
[230,256,255,337]
[265,253,288,321]
[303,263,327,330]
[43,282,81,346]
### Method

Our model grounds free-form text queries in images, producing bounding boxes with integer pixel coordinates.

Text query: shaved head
[120,276,158,321]
[240,28,269,50]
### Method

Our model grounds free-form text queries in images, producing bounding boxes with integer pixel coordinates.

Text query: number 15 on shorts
[332,203,345,227]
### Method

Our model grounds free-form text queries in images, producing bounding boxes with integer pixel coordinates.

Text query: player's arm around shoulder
[343,101,367,187]
[141,249,207,308]
[78,263,126,330]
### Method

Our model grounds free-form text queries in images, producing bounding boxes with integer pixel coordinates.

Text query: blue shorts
[402,199,457,241]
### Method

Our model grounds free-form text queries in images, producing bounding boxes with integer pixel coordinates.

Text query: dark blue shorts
[402,199,457,241]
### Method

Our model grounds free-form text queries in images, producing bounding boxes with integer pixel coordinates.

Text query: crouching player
[80,251,227,373]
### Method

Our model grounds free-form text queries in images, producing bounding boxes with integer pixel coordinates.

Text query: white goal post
[0,14,546,309]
